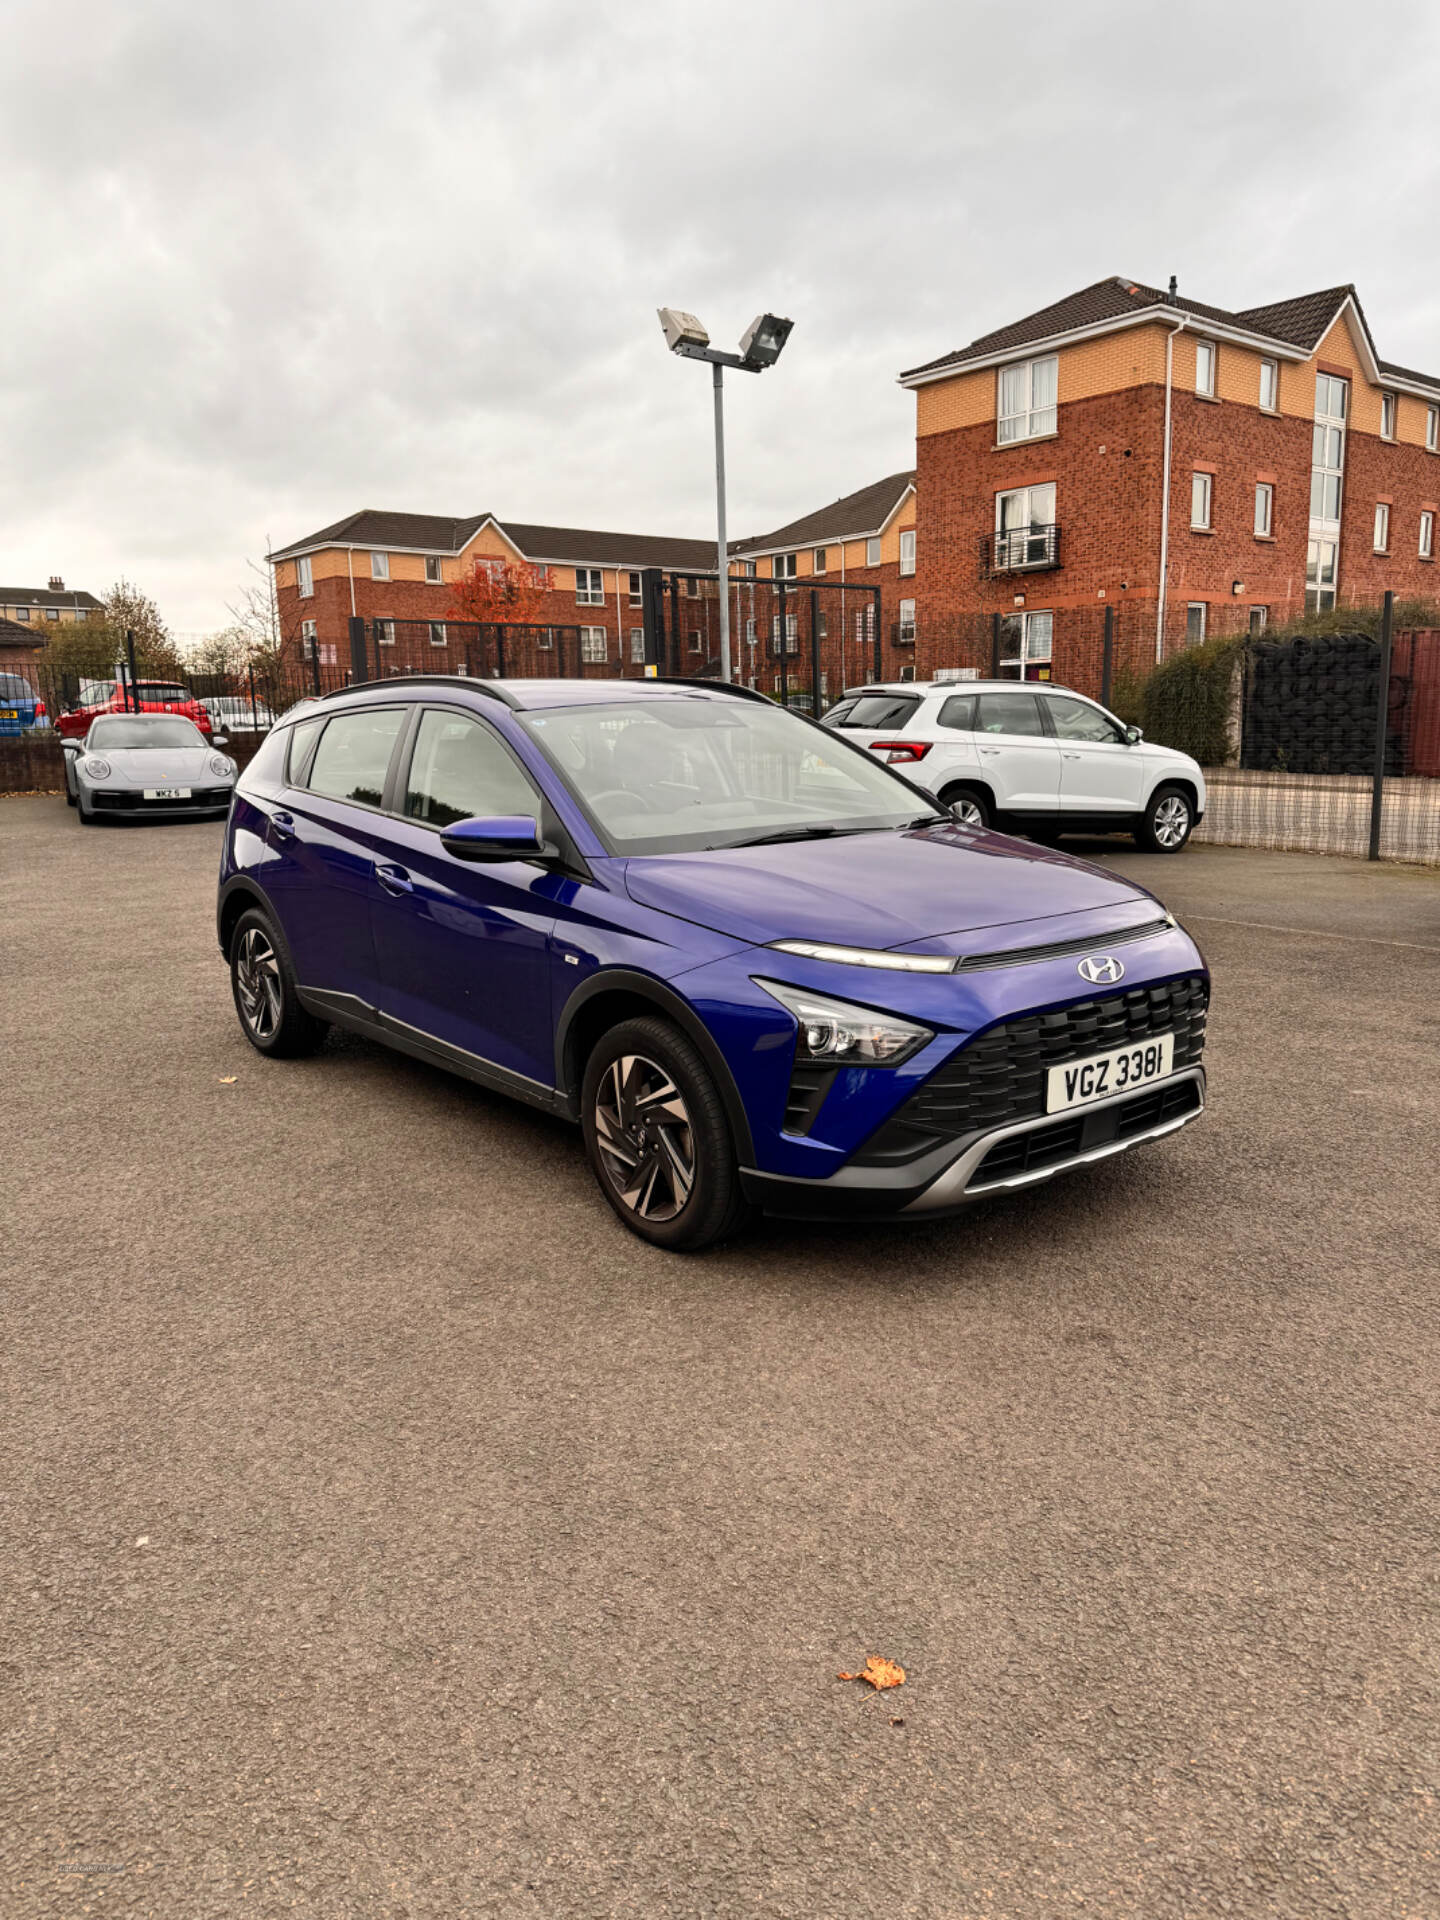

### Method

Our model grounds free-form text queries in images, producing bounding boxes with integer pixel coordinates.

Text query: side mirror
[1124,725,1144,745]
[212,735,229,747]
[440,814,547,862]
[61,737,82,753]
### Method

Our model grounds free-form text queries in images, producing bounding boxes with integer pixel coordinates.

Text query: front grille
[93,787,230,811]
[967,1076,1202,1189]
[852,974,1208,1166]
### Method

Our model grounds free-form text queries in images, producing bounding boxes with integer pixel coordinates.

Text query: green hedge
[1139,637,1243,766]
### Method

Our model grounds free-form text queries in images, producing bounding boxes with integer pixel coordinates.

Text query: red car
[57,680,212,741]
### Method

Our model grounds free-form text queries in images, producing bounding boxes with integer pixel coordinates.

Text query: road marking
[1184,912,1440,954]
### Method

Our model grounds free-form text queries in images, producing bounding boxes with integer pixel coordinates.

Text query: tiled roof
[0,615,48,645]
[271,510,716,571]
[1377,356,1440,394]
[0,585,102,610]
[899,275,1440,383]
[734,471,916,554]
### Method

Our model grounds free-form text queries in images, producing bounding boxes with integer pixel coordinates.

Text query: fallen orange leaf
[218,1076,238,1085]
[837,1656,906,1691]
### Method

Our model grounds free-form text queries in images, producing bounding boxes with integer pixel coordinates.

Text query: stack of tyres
[1241,633,1403,774]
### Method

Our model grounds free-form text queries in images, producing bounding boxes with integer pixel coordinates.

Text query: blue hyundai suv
[218,677,1208,1250]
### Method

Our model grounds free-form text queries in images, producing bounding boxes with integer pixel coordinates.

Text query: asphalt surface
[4,797,1439,1919]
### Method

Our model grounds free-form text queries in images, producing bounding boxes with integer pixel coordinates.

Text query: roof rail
[642,675,773,704]
[320,673,522,710]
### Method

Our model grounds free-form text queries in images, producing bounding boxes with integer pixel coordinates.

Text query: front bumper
[739,1066,1205,1220]
[88,787,233,818]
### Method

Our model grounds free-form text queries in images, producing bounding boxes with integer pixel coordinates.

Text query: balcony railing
[981,523,1061,576]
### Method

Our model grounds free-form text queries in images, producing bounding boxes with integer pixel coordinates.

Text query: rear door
[972,690,1061,814]
[1045,694,1148,814]
[369,704,561,1091]
[259,704,410,1012]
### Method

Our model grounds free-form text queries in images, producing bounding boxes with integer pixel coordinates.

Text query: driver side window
[404,709,538,828]
[1045,695,1124,744]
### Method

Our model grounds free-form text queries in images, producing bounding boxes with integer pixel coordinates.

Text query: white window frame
[296,555,314,597]
[1191,470,1213,530]
[997,353,1058,443]
[575,567,604,605]
[1420,511,1434,560]
[1381,392,1397,440]
[688,629,703,654]
[376,619,396,647]
[580,625,607,663]
[1429,406,1440,452]
[1254,482,1274,538]
[773,553,797,580]
[629,627,645,662]
[1373,502,1390,552]
[1249,606,1268,634]
[998,609,1053,674]
[1186,602,1207,644]
[301,618,317,658]
[628,571,642,603]
[1259,358,1279,412]
[813,547,827,574]
[370,552,389,581]
[899,529,916,576]
[425,556,443,583]
[1195,339,1217,397]
[865,536,882,567]
[429,621,447,648]
[898,598,916,643]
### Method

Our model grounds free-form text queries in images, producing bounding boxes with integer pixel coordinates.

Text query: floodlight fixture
[658,307,711,354]
[739,312,794,371]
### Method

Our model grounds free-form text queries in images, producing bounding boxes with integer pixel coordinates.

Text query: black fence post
[809,588,821,716]
[348,616,368,686]
[1101,605,1115,710]
[777,583,788,706]
[639,567,665,671]
[871,588,882,681]
[309,628,322,697]
[247,662,258,729]
[125,630,139,711]
[495,623,507,677]
[990,612,1001,678]
[1368,589,1394,861]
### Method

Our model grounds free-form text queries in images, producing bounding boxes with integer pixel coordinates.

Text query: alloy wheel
[952,797,984,827]
[1153,794,1191,848]
[593,1053,696,1222]
[235,926,283,1041]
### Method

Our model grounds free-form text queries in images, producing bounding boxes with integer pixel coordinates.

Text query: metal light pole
[659,309,794,684]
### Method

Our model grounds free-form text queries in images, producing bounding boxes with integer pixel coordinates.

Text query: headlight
[755,979,933,1065]
[208,754,235,777]
[82,756,111,779]
[768,938,954,974]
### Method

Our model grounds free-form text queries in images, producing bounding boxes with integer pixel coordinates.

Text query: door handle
[978,747,1000,756]
[1063,752,1081,760]
[374,862,413,896]
[271,809,295,837]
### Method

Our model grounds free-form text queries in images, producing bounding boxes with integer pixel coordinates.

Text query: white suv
[822,680,1206,853]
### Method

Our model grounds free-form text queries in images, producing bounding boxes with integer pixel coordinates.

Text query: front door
[971,690,1061,814]
[370,705,560,1091]
[1046,694,1148,814]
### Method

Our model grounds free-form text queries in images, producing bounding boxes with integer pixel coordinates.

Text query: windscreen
[89,716,206,749]
[517,697,940,855]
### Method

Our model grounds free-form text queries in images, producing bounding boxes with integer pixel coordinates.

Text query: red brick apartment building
[269,511,720,673]
[900,277,1440,685]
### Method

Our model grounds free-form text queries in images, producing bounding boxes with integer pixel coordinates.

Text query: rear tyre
[229,907,329,1058]
[938,783,993,830]
[1136,784,1194,854]
[581,1015,752,1252]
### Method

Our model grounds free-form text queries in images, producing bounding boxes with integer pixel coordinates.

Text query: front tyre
[939,783,993,830]
[581,1015,752,1252]
[1136,784,1195,854]
[229,907,329,1057]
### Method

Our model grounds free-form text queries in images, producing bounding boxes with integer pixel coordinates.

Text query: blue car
[218,677,1208,1251]
[0,671,47,736]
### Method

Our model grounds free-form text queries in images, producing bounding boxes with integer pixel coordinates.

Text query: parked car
[56,679,213,741]
[218,676,1209,1252]
[203,694,275,733]
[822,680,1205,852]
[0,671,47,736]
[61,713,237,823]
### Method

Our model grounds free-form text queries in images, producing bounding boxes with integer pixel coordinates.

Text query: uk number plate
[1,709,17,720]
[144,786,191,799]
[1046,1032,1175,1113]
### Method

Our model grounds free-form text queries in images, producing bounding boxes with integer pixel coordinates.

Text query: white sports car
[62,712,237,823]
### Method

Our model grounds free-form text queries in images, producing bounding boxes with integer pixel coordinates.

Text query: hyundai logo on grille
[1077,954,1125,985]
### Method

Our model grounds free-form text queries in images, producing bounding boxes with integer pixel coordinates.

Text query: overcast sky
[4,0,1440,632]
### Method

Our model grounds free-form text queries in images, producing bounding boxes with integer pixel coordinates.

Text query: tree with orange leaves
[448,557,551,627]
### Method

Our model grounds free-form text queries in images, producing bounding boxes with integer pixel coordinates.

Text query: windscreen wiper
[713,824,861,850]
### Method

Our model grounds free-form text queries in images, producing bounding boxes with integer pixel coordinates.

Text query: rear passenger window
[975,693,1044,736]
[404,709,538,827]
[305,708,405,807]
[936,695,975,731]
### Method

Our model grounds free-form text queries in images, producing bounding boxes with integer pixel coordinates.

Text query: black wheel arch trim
[217,873,287,961]
[555,969,755,1162]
